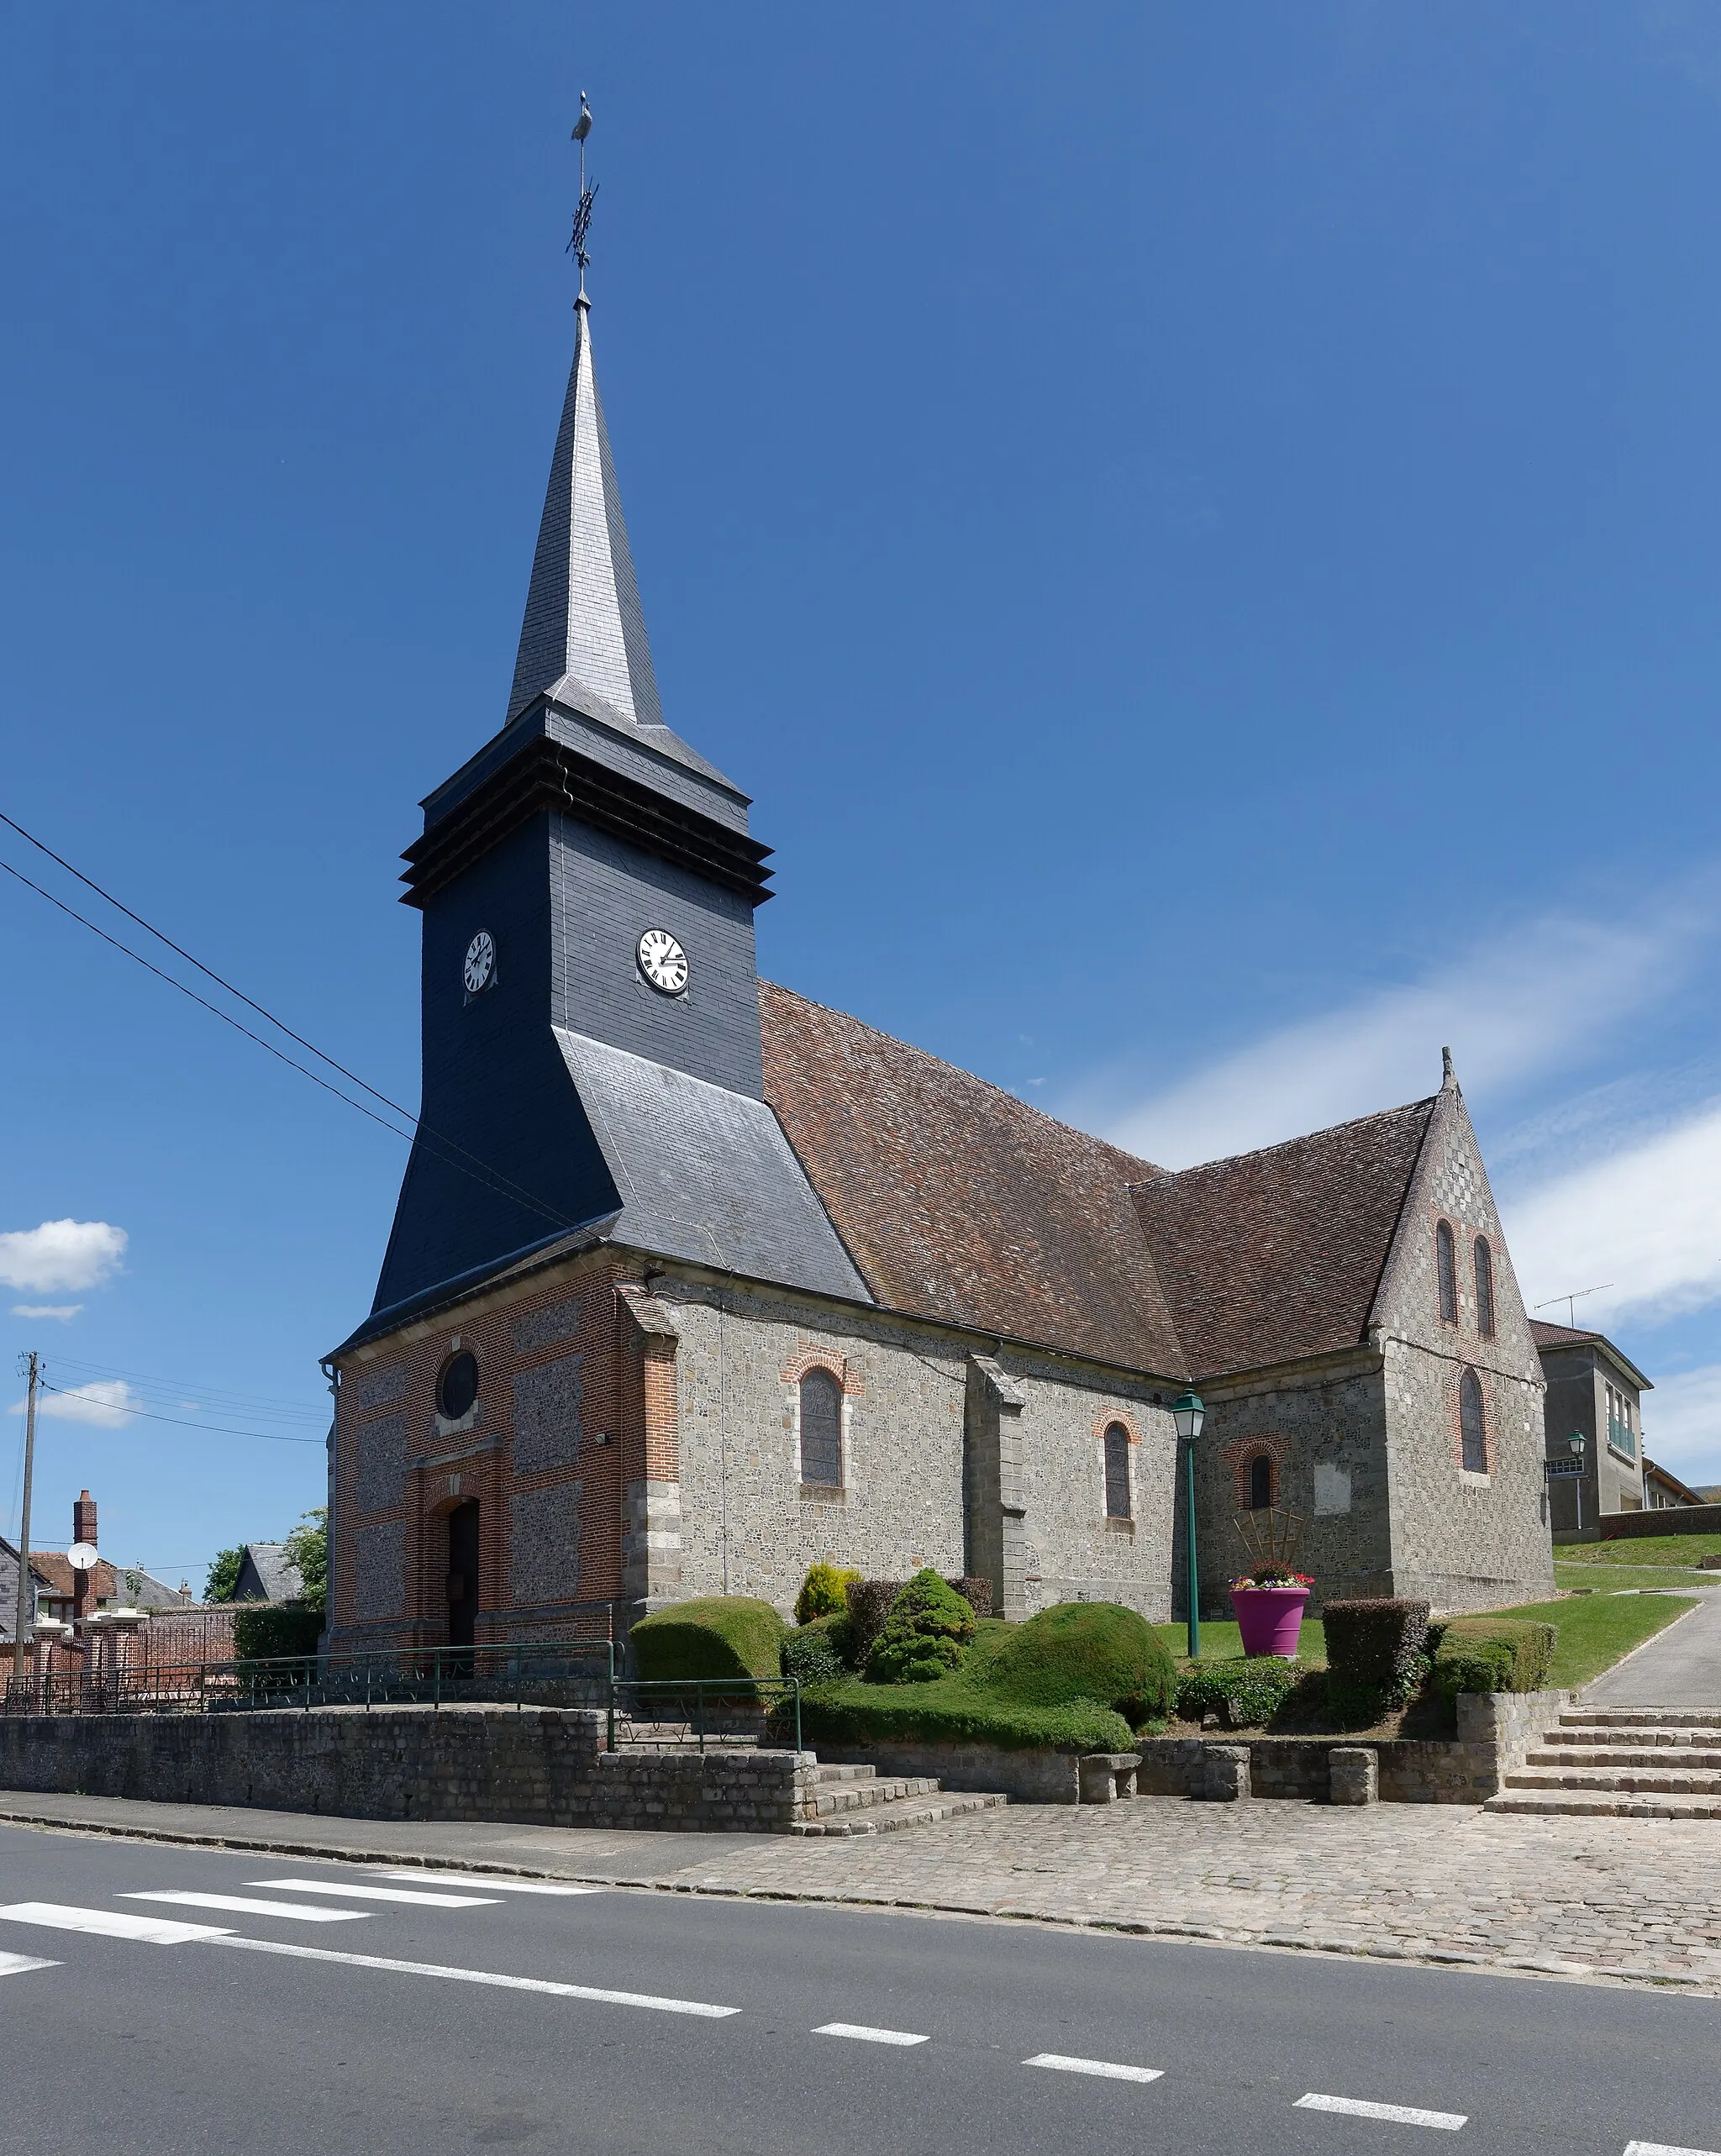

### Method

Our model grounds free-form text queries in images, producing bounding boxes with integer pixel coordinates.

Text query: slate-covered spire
[506,292,664,733]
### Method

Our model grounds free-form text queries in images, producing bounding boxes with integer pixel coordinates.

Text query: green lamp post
[1172,1389,1207,1659]
[1568,1428,1587,1533]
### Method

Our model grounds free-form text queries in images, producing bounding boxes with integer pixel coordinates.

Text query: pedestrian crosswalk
[124,1890,369,1922]
[245,1876,500,1907]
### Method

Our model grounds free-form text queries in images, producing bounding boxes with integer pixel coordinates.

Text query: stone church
[326,250,1555,1657]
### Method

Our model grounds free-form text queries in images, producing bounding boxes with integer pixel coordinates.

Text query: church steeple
[505,293,664,735]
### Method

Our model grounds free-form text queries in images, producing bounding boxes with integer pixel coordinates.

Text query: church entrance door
[446,1499,480,1668]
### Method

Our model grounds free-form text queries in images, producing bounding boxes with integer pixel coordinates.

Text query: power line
[46,1355,328,1424]
[36,1381,325,1446]
[0,813,572,1232]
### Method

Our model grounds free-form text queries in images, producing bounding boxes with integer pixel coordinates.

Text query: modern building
[1643,1459,1708,1512]
[1529,1319,1652,1530]
[325,174,1556,1654]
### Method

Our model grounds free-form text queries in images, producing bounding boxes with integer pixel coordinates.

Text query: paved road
[1584,1588,1721,1709]
[0,1821,1713,2156]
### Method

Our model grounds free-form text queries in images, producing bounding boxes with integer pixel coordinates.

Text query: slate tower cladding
[370,285,866,1327]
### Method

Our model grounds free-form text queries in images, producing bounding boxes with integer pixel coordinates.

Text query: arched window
[1436,1221,1457,1324]
[1474,1238,1496,1338]
[1103,1423,1132,1519]
[798,1369,844,1488]
[1248,1454,1273,1512]
[1460,1368,1487,1473]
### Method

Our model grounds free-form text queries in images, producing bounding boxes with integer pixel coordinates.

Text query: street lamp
[1172,1390,1206,1660]
[1568,1429,1588,1533]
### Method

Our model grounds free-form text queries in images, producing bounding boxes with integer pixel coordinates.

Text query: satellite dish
[66,1542,98,1573]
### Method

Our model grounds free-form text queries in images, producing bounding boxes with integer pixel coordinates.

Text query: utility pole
[11,1352,39,1680]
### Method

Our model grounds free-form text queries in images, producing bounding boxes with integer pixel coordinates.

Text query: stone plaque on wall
[1313,1463,1353,1517]
[512,1298,581,1354]
[513,1354,583,1470]
[355,1522,405,1620]
[511,1481,581,1606]
[356,1412,406,1514]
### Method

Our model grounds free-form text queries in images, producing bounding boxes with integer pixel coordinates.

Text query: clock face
[637,928,689,996]
[462,931,496,996]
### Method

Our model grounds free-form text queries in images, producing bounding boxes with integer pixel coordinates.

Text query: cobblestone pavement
[4,1786,1718,1994]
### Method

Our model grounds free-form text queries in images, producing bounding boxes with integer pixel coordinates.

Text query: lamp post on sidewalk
[1569,1428,1587,1534]
[1172,1390,1206,1660]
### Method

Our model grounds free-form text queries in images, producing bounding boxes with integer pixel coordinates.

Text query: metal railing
[606,1677,802,1757]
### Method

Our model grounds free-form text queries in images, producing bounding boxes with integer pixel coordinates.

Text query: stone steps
[790,1789,1008,1837]
[1484,1709,1721,1817]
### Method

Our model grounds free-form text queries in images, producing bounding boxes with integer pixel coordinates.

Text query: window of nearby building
[1605,1380,1637,1461]
[1474,1237,1495,1339]
[1248,1454,1273,1512]
[798,1369,844,1488]
[1460,1368,1487,1473]
[438,1350,479,1421]
[1103,1423,1132,1519]
[1436,1221,1458,1324]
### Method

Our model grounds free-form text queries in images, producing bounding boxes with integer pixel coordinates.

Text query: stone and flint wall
[0,1706,820,1834]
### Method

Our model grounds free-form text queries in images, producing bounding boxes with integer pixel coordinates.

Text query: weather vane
[569,91,597,297]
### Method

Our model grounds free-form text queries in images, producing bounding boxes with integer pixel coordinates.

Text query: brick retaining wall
[0,1706,816,1833]
[1597,1503,1721,1540]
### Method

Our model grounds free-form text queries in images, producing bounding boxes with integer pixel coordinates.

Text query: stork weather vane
[569,91,597,297]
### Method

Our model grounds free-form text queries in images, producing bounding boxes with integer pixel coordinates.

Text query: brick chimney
[72,1490,97,1624]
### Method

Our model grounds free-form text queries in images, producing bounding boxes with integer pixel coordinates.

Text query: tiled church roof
[1131,1100,1437,1380]
[759,982,1186,1375]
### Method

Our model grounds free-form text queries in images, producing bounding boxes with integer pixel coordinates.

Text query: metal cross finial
[569,91,598,298]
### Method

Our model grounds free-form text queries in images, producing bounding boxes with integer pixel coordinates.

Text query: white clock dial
[637,928,689,996]
[462,931,496,996]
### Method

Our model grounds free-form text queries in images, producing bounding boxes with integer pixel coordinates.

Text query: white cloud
[1638,1363,1721,1486]
[10,1304,82,1321]
[9,1377,140,1428]
[0,1220,127,1295]
[1072,889,1713,1170]
[1500,1101,1721,1333]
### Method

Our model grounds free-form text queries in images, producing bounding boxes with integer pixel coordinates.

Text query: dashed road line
[0,1901,232,1945]
[1023,2052,1163,2083]
[124,1891,370,1923]
[812,2022,929,2046]
[370,1870,598,1896]
[245,1877,498,1907]
[1297,2093,1466,2130]
[1624,2143,1721,2155]
[210,1933,739,2014]
[0,1950,59,1976]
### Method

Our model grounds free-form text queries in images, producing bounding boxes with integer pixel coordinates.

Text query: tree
[204,1547,245,1604]
[283,1507,327,1614]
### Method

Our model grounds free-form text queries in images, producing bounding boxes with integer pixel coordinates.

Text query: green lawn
[1155,1618,1327,1669]
[1555,1561,1707,1594]
[1464,1591,1694,1690]
[1555,1532,1721,1567]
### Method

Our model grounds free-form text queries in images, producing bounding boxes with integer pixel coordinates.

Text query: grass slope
[1557,1533,1721,1567]
[1465,1591,1694,1690]
[1154,1618,1328,1669]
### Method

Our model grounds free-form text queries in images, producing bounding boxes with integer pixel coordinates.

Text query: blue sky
[5,3,1721,1588]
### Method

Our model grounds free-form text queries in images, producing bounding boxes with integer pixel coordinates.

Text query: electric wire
[45,1355,328,1425]
[0,823,573,1232]
[37,1380,325,1446]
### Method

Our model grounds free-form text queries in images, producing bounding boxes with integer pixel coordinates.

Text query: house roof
[235,1543,305,1603]
[1643,1458,1709,1507]
[1131,1099,1438,1380]
[759,981,1186,1375]
[1528,1318,1653,1391]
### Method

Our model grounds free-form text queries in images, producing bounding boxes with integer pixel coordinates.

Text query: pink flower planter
[1229,1584,1310,1659]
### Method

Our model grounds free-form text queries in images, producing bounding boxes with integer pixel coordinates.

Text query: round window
[438,1351,479,1421]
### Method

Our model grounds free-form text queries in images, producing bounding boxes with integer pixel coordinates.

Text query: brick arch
[1092,1408,1141,1444]
[779,1343,865,1396]
[1218,1431,1292,1510]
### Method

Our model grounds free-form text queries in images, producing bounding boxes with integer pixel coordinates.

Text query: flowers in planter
[1229,1566,1313,1591]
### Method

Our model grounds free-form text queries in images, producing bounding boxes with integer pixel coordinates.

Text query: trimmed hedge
[631,1596,787,1685]
[794,1681,1134,1755]
[987,1601,1176,1726]
[1176,1656,1308,1728]
[1433,1617,1557,1701]
[845,1580,905,1664]
[865,1571,976,1684]
[1323,1598,1431,1687]
[233,1601,323,1664]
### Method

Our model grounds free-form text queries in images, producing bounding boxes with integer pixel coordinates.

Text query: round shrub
[985,1601,1176,1726]
[863,1570,976,1685]
[631,1596,786,1685]
[795,1561,861,1627]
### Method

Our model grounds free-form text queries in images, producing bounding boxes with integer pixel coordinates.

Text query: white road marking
[0,1951,59,1975]
[245,1877,499,1907]
[370,1870,598,1896]
[1024,2052,1163,2083]
[0,1901,233,1945]
[1624,2143,1721,2155]
[211,1934,738,2014]
[812,2022,930,2046]
[1297,2093,1467,2131]
[124,1892,371,1923]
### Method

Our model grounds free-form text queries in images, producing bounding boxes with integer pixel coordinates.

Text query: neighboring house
[2,1490,191,1642]
[325,223,1558,1653]
[229,1543,306,1603]
[1530,1320,1651,1529]
[1644,1459,1708,1511]
[0,1539,50,1642]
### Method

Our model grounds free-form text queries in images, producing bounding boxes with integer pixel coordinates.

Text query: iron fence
[606,1677,803,1756]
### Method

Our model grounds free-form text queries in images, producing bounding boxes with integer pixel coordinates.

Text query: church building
[326,196,1555,1656]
